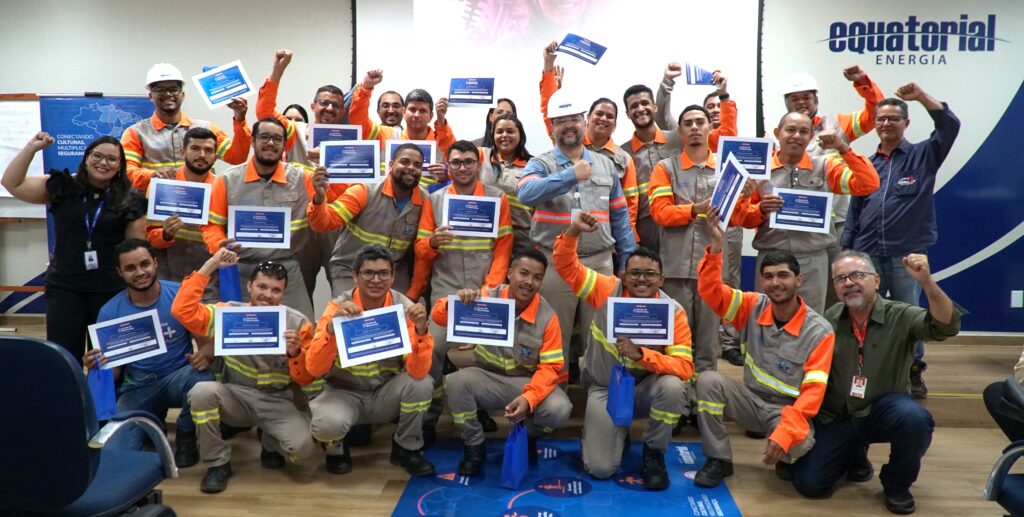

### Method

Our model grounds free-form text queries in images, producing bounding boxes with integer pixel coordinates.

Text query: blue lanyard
[83,198,105,250]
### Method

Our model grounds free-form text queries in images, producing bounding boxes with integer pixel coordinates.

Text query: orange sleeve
[287,320,317,385]
[539,69,557,141]
[170,271,219,338]
[302,170,317,200]
[621,157,639,238]
[434,121,456,157]
[708,99,738,152]
[735,190,767,228]
[307,183,367,233]
[147,224,174,249]
[770,333,835,452]
[201,176,229,254]
[697,247,761,329]
[483,197,514,289]
[521,316,564,410]
[430,295,449,326]
[208,121,251,166]
[552,233,618,308]
[121,127,153,191]
[647,161,697,227]
[825,150,880,196]
[635,309,694,381]
[409,197,438,301]
[836,78,884,144]
[306,300,341,377]
[350,85,390,145]
[403,321,434,380]
[256,78,300,152]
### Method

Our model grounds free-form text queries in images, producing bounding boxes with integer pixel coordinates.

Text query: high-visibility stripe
[141,160,184,168]
[475,346,519,371]
[416,228,432,239]
[622,185,640,196]
[637,181,650,196]
[839,168,852,195]
[723,289,743,323]
[497,225,513,237]
[649,407,682,425]
[290,218,309,231]
[533,210,571,223]
[191,408,220,424]
[338,361,401,377]
[209,211,228,225]
[801,370,829,385]
[328,200,356,224]
[347,223,411,251]
[539,349,564,363]
[165,227,204,243]
[851,110,866,137]
[590,322,644,371]
[302,379,326,392]
[201,304,216,337]
[697,400,725,415]
[224,356,258,380]
[216,138,231,159]
[744,354,800,398]
[609,196,627,210]
[451,410,478,424]
[507,197,531,211]
[400,400,432,413]
[124,150,143,162]
[517,174,542,188]
[650,186,674,199]
[575,269,598,299]
[289,161,316,172]
[665,344,693,360]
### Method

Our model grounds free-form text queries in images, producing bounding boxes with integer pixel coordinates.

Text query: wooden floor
[3,315,1020,516]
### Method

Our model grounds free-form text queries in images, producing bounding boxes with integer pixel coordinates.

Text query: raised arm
[655,62,681,131]
[2,132,53,204]
[256,49,301,152]
[818,132,880,196]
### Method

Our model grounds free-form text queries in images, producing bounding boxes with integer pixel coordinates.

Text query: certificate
[441,194,500,238]
[88,309,168,369]
[684,63,716,85]
[147,178,212,224]
[214,306,286,356]
[446,297,515,348]
[709,153,752,232]
[191,60,255,110]
[333,305,412,368]
[607,298,674,346]
[321,141,382,183]
[228,206,291,249]
[307,124,362,149]
[770,188,834,234]
[556,33,608,65]
[448,78,495,106]
[385,139,437,173]
[716,136,772,178]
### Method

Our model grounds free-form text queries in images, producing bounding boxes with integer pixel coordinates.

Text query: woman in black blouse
[3,132,147,362]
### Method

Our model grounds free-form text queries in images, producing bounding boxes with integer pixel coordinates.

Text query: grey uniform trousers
[662,278,720,373]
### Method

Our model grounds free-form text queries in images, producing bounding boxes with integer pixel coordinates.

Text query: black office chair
[0,336,177,516]
[984,377,1024,517]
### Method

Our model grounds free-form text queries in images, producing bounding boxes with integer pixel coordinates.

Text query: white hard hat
[782,72,818,96]
[146,63,184,87]
[547,90,586,120]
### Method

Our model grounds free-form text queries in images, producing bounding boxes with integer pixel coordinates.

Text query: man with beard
[789,251,960,514]
[201,118,318,319]
[122,63,251,191]
[692,208,834,489]
[307,143,427,296]
[376,91,406,130]
[83,239,213,467]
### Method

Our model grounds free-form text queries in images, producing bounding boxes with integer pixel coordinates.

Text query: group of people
[1,43,967,515]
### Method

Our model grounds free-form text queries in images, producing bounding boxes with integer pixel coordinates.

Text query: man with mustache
[789,251,960,515]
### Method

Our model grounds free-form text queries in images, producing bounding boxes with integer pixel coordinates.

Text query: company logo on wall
[823,14,1004,65]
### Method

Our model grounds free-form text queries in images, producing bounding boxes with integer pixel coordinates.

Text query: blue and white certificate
[191,60,255,110]
[307,124,362,150]
[333,305,412,368]
[685,63,716,85]
[442,194,500,238]
[556,33,608,65]
[770,188,834,234]
[709,153,752,232]
[716,136,772,178]
[607,298,674,346]
[385,139,437,173]
[321,140,381,184]
[446,297,515,348]
[449,78,495,106]
[214,306,286,356]
[88,309,168,369]
[147,178,212,225]
[228,206,291,249]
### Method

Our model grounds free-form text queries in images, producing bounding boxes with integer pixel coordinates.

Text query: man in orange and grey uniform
[409,140,513,434]
[555,212,693,490]
[122,63,251,191]
[307,143,426,297]
[174,250,319,494]
[737,113,879,315]
[432,248,571,476]
[692,207,834,488]
[200,118,318,319]
[304,244,436,477]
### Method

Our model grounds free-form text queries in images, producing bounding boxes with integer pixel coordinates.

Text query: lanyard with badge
[83,197,105,271]
[850,317,869,399]
[569,158,584,221]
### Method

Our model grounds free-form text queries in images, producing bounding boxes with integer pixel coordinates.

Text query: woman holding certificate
[2,132,146,363]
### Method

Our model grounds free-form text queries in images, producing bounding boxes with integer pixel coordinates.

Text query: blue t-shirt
[96,280,192,377]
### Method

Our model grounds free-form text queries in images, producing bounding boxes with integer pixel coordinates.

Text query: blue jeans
[107,363,213,450]
[870,255,925,363]
[790,393,934,497]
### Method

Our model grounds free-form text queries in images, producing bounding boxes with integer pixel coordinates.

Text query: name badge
[850,375,868,399]
[84,250,99,270]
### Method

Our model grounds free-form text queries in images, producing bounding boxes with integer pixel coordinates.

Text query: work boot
[457,443,486,476]
[641,444,669,491]
[847,447,874,482]
[722,348,744,367]
[694,458,734,488]
[348,424,372,446]
[200,463,232,494]
[219,423,251,440]
[910,360,928,399]
[775,461,793,481]
[745,430,767,439]
[174,431,199,468]
[260,446,286,469]
[325,440,352,475]
[391,439,436,477]
[884,487,916,514]
[528,436,539,465]
[478,410,498,433]
[421,424,437,449]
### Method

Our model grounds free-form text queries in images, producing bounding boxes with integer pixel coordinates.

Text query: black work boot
[348,424,372,446]
[694,458,734,488]
[909,360,928,399]
[174,431,199,468]
[722,348,744,367]
[260,446,286,469]
[457,443,486,476]
[391,439,436,477]
[325,440,352,475]
[641,444,669,491]
[884,487,916,514]
[478,410,498,432]
[200,463,232,494]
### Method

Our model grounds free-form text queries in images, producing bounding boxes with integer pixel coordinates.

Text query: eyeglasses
[553,114,584,126]
[255,261,287,275]
[88,151,120,165]
[833,270,876,285]
[315,99,341,110]
[357,269,393,281]
[875,116,904,125]
[150,86,182,96]
[625,269,662,281]
[255,134,285,144]
[447,159,478,170]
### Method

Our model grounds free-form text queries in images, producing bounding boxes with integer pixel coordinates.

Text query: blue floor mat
[393,438,740,516]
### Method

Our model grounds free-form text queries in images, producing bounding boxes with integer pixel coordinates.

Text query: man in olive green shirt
[789,250,961,515]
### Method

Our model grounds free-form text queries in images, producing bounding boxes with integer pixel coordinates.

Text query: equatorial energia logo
[822,14,1005,65]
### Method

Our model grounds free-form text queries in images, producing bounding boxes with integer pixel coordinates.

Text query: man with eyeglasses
[122,63,251,191]
[789,251,960,514]
[173,249,319,494]
[691,208,835,490]
[518,91,638,385]
[305,244,436,477]
[201,118,319,320]
[841,83,960,400]
[554,212,693,490]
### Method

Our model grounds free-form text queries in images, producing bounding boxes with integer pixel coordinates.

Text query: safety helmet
[782,72,818,96]
[547,90,586,120]
[146,63,184,87]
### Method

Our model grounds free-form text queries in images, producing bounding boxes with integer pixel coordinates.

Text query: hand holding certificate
[333,305,412,368]
[228,206,291,249]
[147,178,212,224]
[770,188,834,234]
[446,297,515,347]
[716,136,772,178]
[556,33,608,65]
[191,60,255,110]
[441,194,500,238]
[321,141,381,183]
[607,298,674,345]
[449,78,495,106]
[708,154,752,232]
[88,310,168,369]
[215,306,287,356]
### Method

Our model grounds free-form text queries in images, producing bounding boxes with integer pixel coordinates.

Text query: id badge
[850,375,868,399]
[570,208,582,222]
[84,250,99,270]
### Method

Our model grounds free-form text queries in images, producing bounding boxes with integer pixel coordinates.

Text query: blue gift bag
[501,421,529,489]
[87,367,117,421]
[607,361,635,426]
[219,264,243,302]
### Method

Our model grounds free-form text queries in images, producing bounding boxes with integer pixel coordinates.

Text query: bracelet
[718,93,731,101]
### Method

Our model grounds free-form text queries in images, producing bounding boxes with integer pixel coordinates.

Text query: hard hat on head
[547,90,586,120]
[782,72,818,96]
[146,63,184,87]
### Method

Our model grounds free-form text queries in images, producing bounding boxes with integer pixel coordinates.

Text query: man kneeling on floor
[693,208,835,489]
[173,250,319,494]
[555,212,694,490]
[431,247,572,475]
